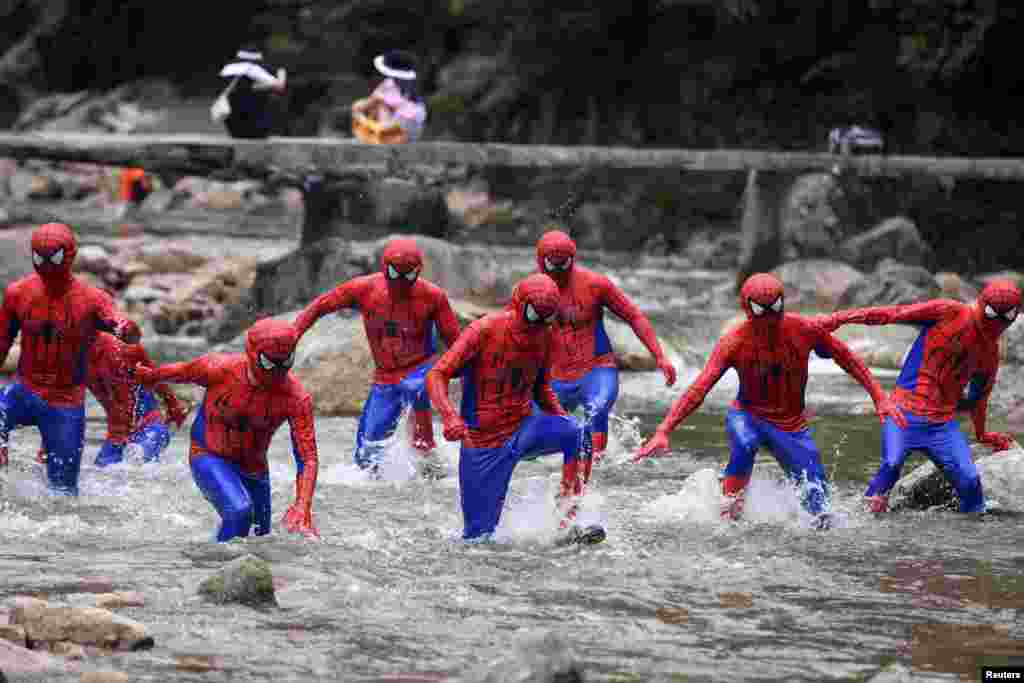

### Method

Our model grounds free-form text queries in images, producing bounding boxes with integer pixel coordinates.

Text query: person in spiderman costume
[535,229,676,486]
[634,273,906,523]
[134,318,320,541]
[36,320,189,467]
[0,223,134,495]
[293,237,460,474]
[820,278,1021,514]
[427,273,602,543]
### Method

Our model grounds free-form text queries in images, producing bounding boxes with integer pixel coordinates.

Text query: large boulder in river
[839,217,933,271]
[198,554,276,607]
[11,597,152,651]
[837,259,939,309]
[890,446,1024,512]
[772,260,865,309]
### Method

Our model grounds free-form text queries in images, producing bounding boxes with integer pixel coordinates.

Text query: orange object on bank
[120,168,150,201]
[351,99,408,145]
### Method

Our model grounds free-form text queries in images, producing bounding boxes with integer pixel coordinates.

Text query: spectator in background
[119,167,152,205]
[353,50,427,142]
[215,47,287,139]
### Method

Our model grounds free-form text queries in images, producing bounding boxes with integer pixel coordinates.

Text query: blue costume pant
[552,367,619,444]
[0,382,85,495]
[95,422,172,467]
[354,360,433,470]
[866,413,984,513]
[190,454,272,542]
[460,413,585,540]
[723,408,830,515]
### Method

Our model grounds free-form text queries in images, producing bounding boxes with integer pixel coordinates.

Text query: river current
[2,362,1022,682]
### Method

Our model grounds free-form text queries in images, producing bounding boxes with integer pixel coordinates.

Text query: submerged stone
[198,554,277,607]
[891,447,1024,512]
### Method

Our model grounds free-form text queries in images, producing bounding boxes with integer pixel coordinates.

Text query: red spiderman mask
[536,229,576,286]
[31,223,77,287]
[740,273,785,331]
[120,320,142,345]
[245,319,298,387]
[511,274,560,329]
[976,278,1021,338]
[381,238,423,295]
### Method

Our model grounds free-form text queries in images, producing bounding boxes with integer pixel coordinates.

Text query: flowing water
[2,376,1023,682]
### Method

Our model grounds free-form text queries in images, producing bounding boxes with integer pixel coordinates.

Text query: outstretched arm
[634,336,734,461]
[823,299,961,332]
[427,320,484,441]
[131,343,188,427]
[817,329,907,428]
[294,279,363,339]
[283,394,320,537]
[135,355,217,388]
[968,367,1015,452]
[601,276,676,386]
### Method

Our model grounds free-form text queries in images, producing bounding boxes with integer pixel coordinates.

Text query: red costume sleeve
[814,326,887,406]
[657,334,736,434]
[93,289,133,340]
[294,279,365,339]
[433,292,462,349]
[131,343,182,412]
[599,275,667,361]
[145,355,219,387]
[0,284,20,366]
[289,393,319,506]
[427,319,485,424]
[831,299,962,328]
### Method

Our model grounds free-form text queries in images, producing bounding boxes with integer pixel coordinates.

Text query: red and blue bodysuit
[823,279,1020,513]
[86,325,187,466]
[636,273,903,520]
[135,319,320,541]
[0,223,132,495]
[536,230,676,484]
[294,238,460,473]
[427,274,589,541]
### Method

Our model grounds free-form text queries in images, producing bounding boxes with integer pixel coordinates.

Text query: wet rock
[139,188,177,213]
[93,593,144,610]
[772,259,865,309]
[1009,402,1024,432]
[841,217,933,271]
[0,625,25,647]
[49,640,85,659]
[1001,314,1024,365]
[473,631,583,683]
[837,259,939,309]
[74,245,113,275]
[604,317,695,373]
[176,654,224,672]
[8,172,62,201]
[198,554,277,607]
[890,447,1024,512]
[135,242,209,273]
[12,601,152,651]
[867,663,917,682]
[684,230,742,269]
[0,637,64,676]
[81,672,129,683]
[934,271,979,303]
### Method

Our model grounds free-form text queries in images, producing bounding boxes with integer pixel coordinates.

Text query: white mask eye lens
[770,296,784,313]
[387,264,399,280]
[1005,307,1018,322]
[404,269,418,282]
[749,300,765,316]
[51,248,64,265]
[257,352,274,370]
[985,304,998,319]
[280,352,294,368]
[544,257,571,272]
[32,251,43,266]
[525,303,540,322]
